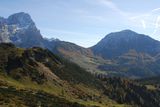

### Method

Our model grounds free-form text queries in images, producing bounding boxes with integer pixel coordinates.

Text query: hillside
[0,43,130,107]
[137,76,160,91]
[0,43,160,106]
[101,77,160,107]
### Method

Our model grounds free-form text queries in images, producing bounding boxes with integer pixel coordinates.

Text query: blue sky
[0,0,160,47]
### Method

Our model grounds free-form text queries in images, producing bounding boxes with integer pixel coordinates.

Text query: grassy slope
[0,71,130,107]
[0,43,129,107]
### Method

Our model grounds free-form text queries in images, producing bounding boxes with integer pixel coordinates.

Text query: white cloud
[130,7,160,21]
[151,8,160,12]
[141,20,146,29]
[129,7,160,33]
[151,16,160,36]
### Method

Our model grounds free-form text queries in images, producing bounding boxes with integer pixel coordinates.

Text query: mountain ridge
[1,12,160,78]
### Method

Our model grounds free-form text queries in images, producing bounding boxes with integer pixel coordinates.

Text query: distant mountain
[90,30,160,78]
[91,30,160,59]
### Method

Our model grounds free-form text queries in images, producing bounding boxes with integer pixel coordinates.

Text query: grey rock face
[0,12,43,47]
[7,12,35,28]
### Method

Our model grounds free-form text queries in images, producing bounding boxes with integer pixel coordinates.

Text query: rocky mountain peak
[0,12,43,47]
[7,12,35,28]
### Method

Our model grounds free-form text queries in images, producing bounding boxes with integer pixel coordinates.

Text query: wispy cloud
[151,16,160,36]
[129,7,160,20]
[97,0,129,17]
[151,8,160,12]
[141,20,146,29]
[94,0,160,37]
[130,8,160,36]
[72,9,106,22]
